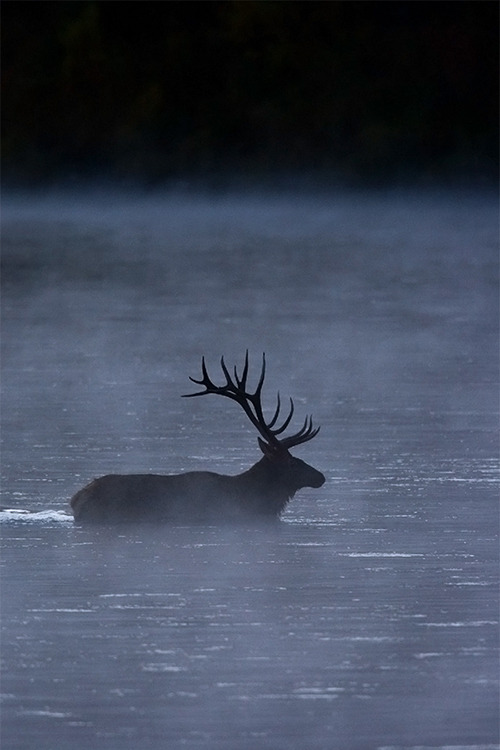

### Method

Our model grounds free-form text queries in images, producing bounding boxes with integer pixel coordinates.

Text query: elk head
[183,353,325,496]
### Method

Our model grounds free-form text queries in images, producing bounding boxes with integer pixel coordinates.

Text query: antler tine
[267,391,282,429]
[184,356,216,394]
[288,414,310,441]
[234,349,249,390]
[185,355,234,397]
[254,352,266,399]
[301,415,320,439]
[280,414,321,449]
[244,352,283,444]
[220,355,235,390]
[201,355,216,387]
[269,396,295,435]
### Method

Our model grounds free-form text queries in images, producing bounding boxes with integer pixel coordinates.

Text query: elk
[70,354,325,524]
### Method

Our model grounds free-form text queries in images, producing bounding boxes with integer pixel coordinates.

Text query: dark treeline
[2,1,498,186]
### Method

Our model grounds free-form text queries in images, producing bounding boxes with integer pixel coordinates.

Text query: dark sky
[2,1,498,185]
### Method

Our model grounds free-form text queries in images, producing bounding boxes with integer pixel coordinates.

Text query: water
[1,188,498,749]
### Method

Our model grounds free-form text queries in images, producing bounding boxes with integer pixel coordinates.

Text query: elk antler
[183,352,320,450]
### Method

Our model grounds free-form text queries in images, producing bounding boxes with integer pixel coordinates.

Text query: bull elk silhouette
[70,354,325,523]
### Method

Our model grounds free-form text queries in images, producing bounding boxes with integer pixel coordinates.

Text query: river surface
[1,188,498,750]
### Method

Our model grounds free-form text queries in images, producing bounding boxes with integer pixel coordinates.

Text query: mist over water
[1,188,498,749]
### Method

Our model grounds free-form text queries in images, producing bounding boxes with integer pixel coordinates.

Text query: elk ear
[258,437,277,459]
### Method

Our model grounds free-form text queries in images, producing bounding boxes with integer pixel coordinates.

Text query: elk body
[70,354,325,524]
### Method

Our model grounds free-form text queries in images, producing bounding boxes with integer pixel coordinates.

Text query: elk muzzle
[308,467,326,488]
